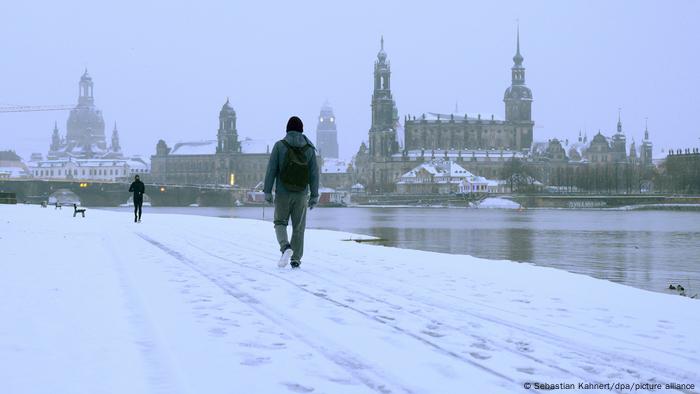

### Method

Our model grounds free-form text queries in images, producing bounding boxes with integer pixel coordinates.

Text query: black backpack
[280,140,311,192]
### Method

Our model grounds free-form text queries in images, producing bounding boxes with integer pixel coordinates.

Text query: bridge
[0,179,251,207]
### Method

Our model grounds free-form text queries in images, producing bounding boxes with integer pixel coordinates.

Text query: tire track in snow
[136,233,414,394]
[184,236,609,390]
[103,235,185,394]
[185,231,700,391]
[158,234,542,392]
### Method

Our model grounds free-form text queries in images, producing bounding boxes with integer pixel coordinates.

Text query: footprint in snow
[469,352,491,360]
[240,356,271,366]
[422,330,445,338]
[209,327,226,337]
[282,382,315,392]
[514,341,533,353]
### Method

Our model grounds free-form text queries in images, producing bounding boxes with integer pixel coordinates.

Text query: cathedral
[403,29,533,153]
[354,31,653,193]
[48,70,122,160]
[356,32,534,192]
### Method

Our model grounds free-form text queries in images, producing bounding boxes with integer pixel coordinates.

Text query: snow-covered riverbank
[1,204,698,393]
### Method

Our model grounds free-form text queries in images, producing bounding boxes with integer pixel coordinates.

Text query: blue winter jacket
[263,130,319,197]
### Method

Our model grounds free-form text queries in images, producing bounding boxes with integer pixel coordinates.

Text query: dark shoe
[290,260,301,269]
[134,217,137,223]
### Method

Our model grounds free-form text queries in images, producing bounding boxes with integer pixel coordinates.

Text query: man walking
[264,116,319,269]
[128,174,145,223]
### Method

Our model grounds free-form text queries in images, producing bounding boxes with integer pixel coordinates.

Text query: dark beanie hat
[286,116,304,133]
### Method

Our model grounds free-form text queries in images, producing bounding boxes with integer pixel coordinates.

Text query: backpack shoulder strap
[280,140,291,149]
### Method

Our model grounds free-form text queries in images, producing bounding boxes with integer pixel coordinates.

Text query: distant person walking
[128,174,145,223]
[264,116,319,269]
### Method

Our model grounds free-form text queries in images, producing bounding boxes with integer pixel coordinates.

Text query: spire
[644,117,649,141]
[617,108,623,134]
[377,35,387,63]
[111,121,121,153]
[513,22,523,66]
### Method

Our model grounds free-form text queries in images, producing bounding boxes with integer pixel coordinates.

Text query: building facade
[150,99,270,188]
[28,158,129,182]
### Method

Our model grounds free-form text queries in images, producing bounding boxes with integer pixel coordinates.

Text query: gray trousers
[273,192,308,262]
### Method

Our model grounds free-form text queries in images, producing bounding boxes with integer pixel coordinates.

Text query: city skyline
[0,0,697,161]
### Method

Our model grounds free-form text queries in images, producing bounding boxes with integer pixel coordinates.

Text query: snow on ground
[1,204,699,394]
[477,197,522,209]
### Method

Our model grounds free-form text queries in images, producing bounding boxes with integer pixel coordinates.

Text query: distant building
[150,99,272,187]
[551,115,653,167]
[352,31,655,194]
[316,101,339,159]
[356,31,535,193]
[28,158,129,181]
[320,158,352,190]
[48,70,123,160]
[402,28,533,153]
[396,159,495,194]
[0,150,29,178]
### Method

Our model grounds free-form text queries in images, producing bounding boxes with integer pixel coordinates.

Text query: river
[103,205,700,296]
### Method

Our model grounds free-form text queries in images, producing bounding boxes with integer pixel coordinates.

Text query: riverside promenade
[0,204,698,393]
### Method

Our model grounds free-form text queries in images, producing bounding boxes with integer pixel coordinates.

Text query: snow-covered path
[1,205,698,393]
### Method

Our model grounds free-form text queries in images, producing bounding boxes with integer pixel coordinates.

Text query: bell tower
[217,98,239,154]
[503,26,534,150]
[369,36,399,159]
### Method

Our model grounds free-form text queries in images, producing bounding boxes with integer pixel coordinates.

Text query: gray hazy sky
[1,0,698,161]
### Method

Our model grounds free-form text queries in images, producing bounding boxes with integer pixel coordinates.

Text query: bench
[55,202,63,210]
[73,204,86,218]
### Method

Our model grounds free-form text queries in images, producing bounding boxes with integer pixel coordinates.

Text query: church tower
[111,122,122,154]
[217,98,239,154]
[369,36,399,159]
[611,110,627,162]
[503,26,534,149]
[641,119,653,166]
[316,101,339,158]
[50,121,61,152]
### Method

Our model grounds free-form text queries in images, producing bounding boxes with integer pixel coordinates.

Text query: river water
[104,206,700,296]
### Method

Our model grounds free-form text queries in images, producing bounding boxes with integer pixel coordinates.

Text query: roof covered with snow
[400,159,475,180]
[240,138,273,154]
[170,141,217,156]
[321,158,349,174]
[0,166,28,177]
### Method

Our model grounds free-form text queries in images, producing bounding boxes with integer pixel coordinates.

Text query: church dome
[503,85,532,101]
[219,98,236,117]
